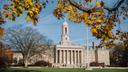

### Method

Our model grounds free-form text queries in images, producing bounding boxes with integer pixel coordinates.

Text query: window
[65,37,67,40]
[65,27,67,34]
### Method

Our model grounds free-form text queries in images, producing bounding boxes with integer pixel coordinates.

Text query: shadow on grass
[0,68,41,72]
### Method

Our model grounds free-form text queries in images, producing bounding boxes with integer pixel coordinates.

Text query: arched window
[65,37,67,40]
[65,27,67,34]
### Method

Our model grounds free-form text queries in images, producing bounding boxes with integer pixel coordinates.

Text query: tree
[110,43,128,67]
[3,25,53,67]
[1,0,128,46]
[53,0,128,45]
[105,31,128,66]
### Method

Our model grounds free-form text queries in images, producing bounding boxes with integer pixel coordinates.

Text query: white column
[62,50,64,63]
[67,50,69,64]
[56,50,58,63]
[81,50,83,65]
[76,51,78,64]
[75,50,76,64]
[79,51,81,64]
[66,50,68,64]
[64,50,65,64]
[78,50,80,65]
[69,50,71,64]
[58,50,60,63]
[73,50,75,64]
[60,50,62,64]
[71,50,73,64]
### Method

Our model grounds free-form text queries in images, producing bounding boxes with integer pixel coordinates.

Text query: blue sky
[1,0,128,46]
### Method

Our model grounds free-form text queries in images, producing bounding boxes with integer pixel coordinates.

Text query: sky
[1,0,128,46]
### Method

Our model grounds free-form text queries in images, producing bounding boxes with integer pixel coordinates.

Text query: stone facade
[12,48,54,65]
[54,20,110,68]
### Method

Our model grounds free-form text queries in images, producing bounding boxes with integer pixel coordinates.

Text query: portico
[55,48,84,66]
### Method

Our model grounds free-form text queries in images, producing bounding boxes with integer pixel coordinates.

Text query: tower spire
[64,17,66,22]
[63,17,68,25]
[60,18,70,45]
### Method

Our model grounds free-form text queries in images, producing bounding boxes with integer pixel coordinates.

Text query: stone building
[12,47,54,65]
[11,20,110,67]
[54,20,110,68]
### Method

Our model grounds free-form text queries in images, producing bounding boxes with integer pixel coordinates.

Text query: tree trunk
[24,58,28,68]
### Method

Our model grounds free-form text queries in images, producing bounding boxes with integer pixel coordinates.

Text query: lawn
[0,68,128,72]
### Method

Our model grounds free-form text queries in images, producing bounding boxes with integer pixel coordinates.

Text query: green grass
[0,68,128,72]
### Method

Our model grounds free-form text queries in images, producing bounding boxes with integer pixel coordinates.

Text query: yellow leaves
[25,0,33,8]
[8,14,13,18]
[3,0,42,24]
[67,5,74,11]
[3,11,8,16]
[0,27,4,37]
[53,8,64,19]
[34,2,42,11]
[82,12,88,22]
[91,27,98,35]
[85,20,92,26]
[96,19,102,23]
[11,7,17,14]
[66,6,81,23]
[32,7,40,16]
[58,0,63,4]
[96,2,101,7]
[17,6,22,11]
[16,13,22,17]
[13,0,21,3]
[26,16,30,22]
[95,19,103,24]
[28,10,34,17]
[108,31,112,38]
[3,4,9,10]
[3,11,11,18]
[102,31,113,41]
[90,24,114,41]
[86,0,92,3]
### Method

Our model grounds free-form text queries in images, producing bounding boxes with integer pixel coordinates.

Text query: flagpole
[86,27,91,70]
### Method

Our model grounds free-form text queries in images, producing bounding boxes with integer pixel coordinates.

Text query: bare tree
[3,25,53,67]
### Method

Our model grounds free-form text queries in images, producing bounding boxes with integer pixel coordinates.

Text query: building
[54,20,110,68]
[11,20,110,67]
[12,47,54,65]
[0,42,13,65]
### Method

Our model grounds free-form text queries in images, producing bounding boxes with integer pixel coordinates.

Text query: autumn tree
[104,30,128,66]
[3,25,53,67]
[1,0,128,46]
[53,0,128,46]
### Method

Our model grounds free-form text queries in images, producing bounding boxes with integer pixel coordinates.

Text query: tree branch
[68,0,125,13]
[103,0,125,11]
[68,0,92,13]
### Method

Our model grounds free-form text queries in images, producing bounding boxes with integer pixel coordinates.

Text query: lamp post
[86,27,89,69]
[85,27,93,70]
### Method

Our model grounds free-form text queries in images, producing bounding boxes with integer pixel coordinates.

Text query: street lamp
[85,27,93,70]
[86,27,89,68]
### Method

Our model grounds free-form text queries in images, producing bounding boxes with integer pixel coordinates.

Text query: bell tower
[60,19,70,45]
